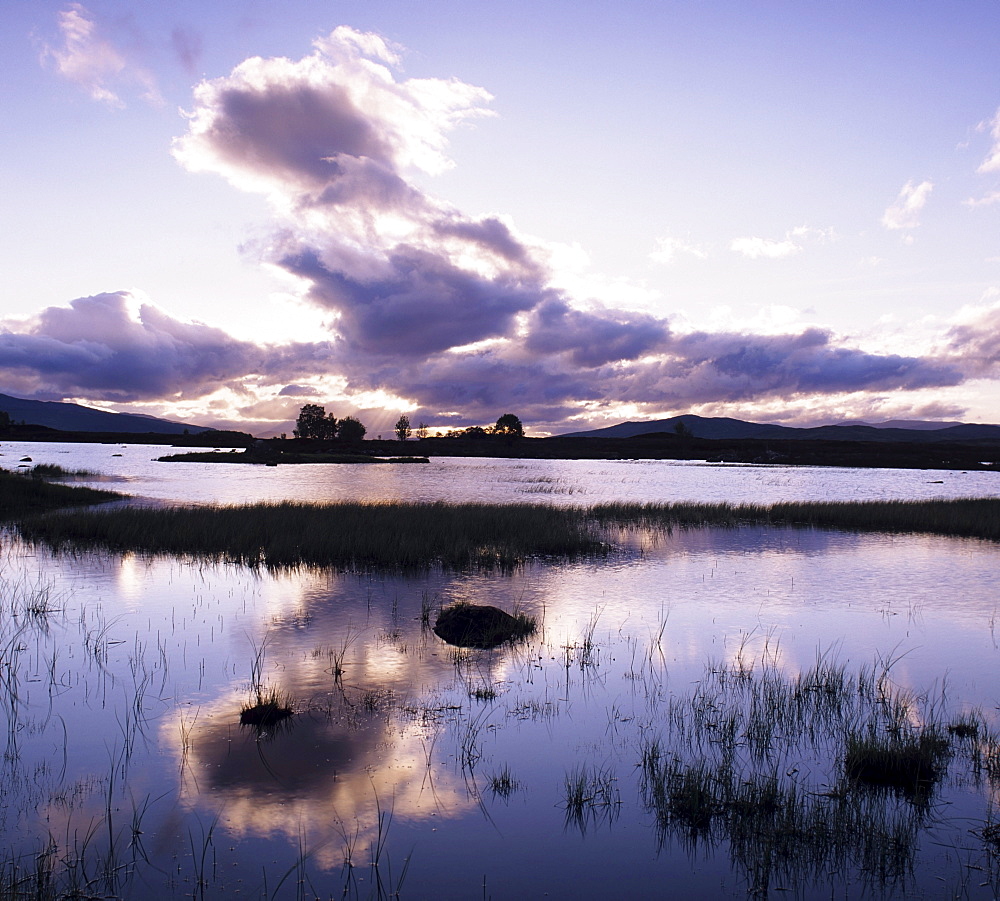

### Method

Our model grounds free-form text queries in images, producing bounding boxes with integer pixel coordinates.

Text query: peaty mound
[433,602,536,649]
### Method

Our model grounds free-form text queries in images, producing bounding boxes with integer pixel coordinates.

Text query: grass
[0,467,120,518]
[588,497,1000,542]
[13,496,1000,571]
[27,463,100,480]
[488,765,519,799]
[15,500,604,570]
[844,728,951,796]
[562,763,621,833]
[239,685,294,727]
[634,648,995,892]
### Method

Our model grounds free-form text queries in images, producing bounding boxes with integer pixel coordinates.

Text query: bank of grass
[0,467,120,518]
[12,495,1000,570]
[589,497,1000,542]
[16,500,605,569]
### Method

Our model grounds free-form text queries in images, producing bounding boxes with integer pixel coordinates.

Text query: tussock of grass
[844,729,950,795]
[240,686,294,726]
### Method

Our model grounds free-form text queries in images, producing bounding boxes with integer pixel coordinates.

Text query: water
[2,439,999,506]
[1,442,1000,898]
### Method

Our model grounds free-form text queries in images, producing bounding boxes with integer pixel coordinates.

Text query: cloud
[881,180,933,230]
[18,25,970,430]
[41,4,159,106]
[522,298,669,367]
[166,27,978,429]
[171,26,203,77]
[277,245,542,358]
[0,293,331,401]
[730,236,802,260]
[964,190,1000,208]
[173,26,492,202]
[943,302,1000,376]
[277,384,321,397]
[977,108,1000,175]
[649,236,709,265]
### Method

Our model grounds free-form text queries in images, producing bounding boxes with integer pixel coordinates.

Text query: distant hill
[833,419,967,431]
[560,414,1000,443]
[0,393,204,435]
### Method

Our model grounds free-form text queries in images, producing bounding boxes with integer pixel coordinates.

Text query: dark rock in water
[433,602,535,649]
[20,457,31,462]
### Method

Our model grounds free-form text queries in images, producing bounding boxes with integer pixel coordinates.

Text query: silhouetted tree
[394,414,412,441]
[294,404,338,439]
[493,413,524,438]
[294,404,326,439]
[338,415,367,442]
[416,421,429,440]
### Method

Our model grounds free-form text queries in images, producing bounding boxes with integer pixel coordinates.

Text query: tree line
[293,405,523,441]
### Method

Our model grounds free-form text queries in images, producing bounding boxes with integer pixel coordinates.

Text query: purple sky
[3,3,1000,435]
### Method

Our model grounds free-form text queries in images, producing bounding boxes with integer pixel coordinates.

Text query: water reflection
[3,520,1000,896]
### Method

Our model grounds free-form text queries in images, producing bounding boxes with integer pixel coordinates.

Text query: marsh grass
[240,632,294,727]
[561,763,621,834]
[239,685,294,727]
[588,497,1000,543]
[17,501,604,570]
[844,728,951,797]
[27,463,99,480]
[0,468,120,519]
[15,496,1000,572]
[636,649,996,893]
[488,765,520,799]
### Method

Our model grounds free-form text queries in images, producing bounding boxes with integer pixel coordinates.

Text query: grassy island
[156,449,429,464]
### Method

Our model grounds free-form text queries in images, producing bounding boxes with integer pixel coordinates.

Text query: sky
[3,1,1000,437]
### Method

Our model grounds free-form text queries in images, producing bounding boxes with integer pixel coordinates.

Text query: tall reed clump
[17,501,606,570]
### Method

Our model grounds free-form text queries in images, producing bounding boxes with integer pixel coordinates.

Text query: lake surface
[2,442,1000,898]
[3,439,999,506]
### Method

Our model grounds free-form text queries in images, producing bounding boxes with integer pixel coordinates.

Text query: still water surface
[3,439,999,505]
[1,442,999,898]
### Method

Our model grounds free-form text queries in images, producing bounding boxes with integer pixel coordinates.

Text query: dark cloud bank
[3,27,984,430]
